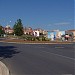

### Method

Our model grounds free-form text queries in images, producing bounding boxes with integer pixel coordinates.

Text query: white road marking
[41,50,75,61]
[0,41,74,60]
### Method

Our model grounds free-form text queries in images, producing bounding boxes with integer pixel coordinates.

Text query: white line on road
[0,41,74,60]
[41,50,75,61]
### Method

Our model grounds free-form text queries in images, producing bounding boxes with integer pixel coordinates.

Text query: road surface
[0,42,75,75]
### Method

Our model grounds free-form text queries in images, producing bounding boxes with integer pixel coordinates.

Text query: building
[56,31,65,38]
[35,28,43,35]
[33,30,39,37]
[47,30,66,41]
[43,30,48,38]
[4,25,14,34]
[33,28,48,37]
[65,30,75,40]
[24,27,33,35]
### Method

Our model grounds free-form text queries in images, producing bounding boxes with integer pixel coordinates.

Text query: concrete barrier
[0,61,9,75]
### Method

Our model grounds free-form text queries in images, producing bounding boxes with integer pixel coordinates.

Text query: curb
[0,41,74,44]
[0,61,9,75]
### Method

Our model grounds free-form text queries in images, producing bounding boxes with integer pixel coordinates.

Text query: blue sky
[0,0,74,30]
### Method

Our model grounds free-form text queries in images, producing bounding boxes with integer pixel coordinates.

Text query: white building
[33,30,39,37]
[56,31,65,38]
[50,33,54,41]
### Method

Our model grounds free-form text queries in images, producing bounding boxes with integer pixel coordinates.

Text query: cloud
[46,22,70,27]
[54,22,70,25]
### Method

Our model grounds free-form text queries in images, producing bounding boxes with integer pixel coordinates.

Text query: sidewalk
[0,61,9,75]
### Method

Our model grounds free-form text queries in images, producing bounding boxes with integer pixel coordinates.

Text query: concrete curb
[0,61,9,75]
[0,41,74,44]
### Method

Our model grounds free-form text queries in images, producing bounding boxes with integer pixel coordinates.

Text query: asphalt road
[0,42,75,75]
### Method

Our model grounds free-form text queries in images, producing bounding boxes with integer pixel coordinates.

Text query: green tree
[13,19,24,36]
[0,25,5,36]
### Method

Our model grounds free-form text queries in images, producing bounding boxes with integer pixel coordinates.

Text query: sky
[0,0,74,31]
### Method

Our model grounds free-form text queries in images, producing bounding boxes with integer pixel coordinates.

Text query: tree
[0,25,5,37]
[13,19,24,36]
